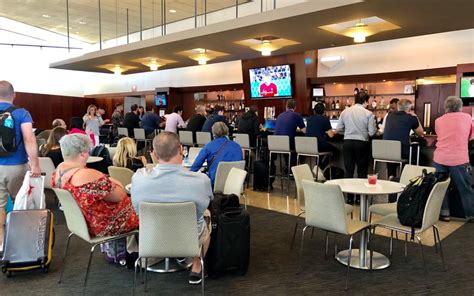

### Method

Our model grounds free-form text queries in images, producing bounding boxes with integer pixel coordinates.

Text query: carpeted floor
[1,198,473,295]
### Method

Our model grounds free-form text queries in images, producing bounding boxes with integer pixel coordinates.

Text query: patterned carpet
[1,197,473,295]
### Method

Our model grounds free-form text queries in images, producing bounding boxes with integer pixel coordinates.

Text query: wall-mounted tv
[249,64,292,99]
[155,93,168,108]
[460,76,474,98]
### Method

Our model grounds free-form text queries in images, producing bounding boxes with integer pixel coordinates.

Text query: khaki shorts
[0,164,28,208]
[199,209,212,246]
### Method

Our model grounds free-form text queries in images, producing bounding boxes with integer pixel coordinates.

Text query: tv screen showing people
[460,76,474,98]
[155,94,167,107]
[249,65,292,99]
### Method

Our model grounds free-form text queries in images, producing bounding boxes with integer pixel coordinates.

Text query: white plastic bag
[13,171,46,210]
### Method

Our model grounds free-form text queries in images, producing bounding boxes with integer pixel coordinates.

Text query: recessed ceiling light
[42,14,51,18]
[75,31,80,34]
[78,21,87,25]
[169,9,176,13]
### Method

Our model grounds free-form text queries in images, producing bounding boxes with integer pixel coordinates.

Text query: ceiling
[43,0,474,74]
[0,0,249,43]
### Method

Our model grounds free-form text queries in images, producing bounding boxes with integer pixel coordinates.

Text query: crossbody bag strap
[208,139,229,168]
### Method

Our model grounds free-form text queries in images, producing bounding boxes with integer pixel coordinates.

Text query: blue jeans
[434,162,474,218]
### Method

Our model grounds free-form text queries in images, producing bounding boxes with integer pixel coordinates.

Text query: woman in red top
[68,117,96,146]
[52,133,138,237]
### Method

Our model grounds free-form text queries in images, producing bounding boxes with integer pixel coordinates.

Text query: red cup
[368,174,378,185]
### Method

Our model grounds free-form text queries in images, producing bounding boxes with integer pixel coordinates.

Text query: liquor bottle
[331,100,336,110]
[346,98,351,109]
[335,100,340,110]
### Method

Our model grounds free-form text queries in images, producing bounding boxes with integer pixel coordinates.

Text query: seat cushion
[346,219,371,235]
[373,214,424,233]
[369,203,397,217]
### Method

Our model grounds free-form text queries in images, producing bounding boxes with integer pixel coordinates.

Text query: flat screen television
[154,93,168,108]
[312,87,324,97]
[460,76,474,98]
[249,65,292,99]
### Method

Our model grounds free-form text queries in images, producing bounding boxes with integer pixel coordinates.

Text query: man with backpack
[0,80,41,252]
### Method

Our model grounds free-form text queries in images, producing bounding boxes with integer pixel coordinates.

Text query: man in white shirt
[165,106,186,133]
[335,92,377,203]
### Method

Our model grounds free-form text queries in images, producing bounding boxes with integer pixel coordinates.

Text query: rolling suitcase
[207,207,250,276]
[1,209,54,277]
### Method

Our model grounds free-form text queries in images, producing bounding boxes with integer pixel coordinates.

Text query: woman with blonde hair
[113,137,147,171]
[83,104,104,146]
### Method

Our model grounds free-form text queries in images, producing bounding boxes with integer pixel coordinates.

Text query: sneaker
[189,271,203,285]
[439,215,450,222]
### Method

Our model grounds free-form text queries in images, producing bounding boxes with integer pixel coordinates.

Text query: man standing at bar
[335,92,376,204]
[0,81,41,252]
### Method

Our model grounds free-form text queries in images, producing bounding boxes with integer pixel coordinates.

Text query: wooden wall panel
[241,52,312,122]
[13,92,94,130]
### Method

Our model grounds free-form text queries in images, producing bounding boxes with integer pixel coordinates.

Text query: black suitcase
[447,181,466,218]
[253,160,269,191]
[207,208,250,276]
[1,209,54,277]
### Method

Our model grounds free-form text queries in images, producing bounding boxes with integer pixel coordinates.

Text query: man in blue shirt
[305,102,337,168]
[383,99,424,179]
[201,105,232,135]
[272,99,306,178]
[0,81,41,251]
[140,106,162,137]
[191,122,242,187]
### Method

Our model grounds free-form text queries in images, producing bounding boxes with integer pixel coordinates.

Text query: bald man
[0,80,41,251]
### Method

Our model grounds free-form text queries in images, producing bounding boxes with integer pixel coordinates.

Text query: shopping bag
[13,172,46,210]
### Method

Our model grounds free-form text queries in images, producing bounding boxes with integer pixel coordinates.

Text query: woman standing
[434,96,474,222]
[83,104,104,146]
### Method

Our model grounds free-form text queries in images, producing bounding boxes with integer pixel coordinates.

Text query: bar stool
[117,127,128,137]
[134,128,152,151]
[178,130,194,147]
[234,133,257,186]
[295,136,331,181]
[372,139,406,177]
[196,132,212,147]
[267,135,291,194]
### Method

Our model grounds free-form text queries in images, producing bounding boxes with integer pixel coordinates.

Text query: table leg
[335,194,390,270]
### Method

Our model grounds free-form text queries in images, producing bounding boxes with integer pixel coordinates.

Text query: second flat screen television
[249,65,292,99]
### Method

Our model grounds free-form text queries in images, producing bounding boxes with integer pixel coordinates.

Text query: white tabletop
[87,156,103,163]
[325,178,404,195]
[125,183,131,194]
[182,159,207,168]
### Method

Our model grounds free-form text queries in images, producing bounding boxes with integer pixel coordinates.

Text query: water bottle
[183,146,189,165]
[4,115,14,129]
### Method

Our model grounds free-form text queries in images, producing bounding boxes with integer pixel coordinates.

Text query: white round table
[325,178,405,270]
[87,156,103,163]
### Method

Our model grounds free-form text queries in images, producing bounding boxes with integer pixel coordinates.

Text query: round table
[325,178,405,270]
[87,156,103,163]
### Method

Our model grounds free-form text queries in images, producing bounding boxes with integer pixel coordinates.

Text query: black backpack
[396,170,442,239]
[0,106,19,156]
[89,145,112,174]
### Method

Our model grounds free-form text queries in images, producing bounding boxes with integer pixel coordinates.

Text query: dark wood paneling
[242,52,312,121]
[13,92,94,130]
[415,84,455,133]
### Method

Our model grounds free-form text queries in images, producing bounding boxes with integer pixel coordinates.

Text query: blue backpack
[0,106,19,156]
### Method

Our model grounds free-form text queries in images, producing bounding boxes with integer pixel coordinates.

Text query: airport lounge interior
[0,0,473,295]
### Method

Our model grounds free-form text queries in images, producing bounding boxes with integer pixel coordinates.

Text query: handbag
[13,171,46,210]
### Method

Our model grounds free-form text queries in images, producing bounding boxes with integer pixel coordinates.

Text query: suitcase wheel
[1,265,6,274]
[42,265,49,273]
[6,270,12,278]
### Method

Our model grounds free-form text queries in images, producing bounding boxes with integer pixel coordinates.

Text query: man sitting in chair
[131,131,213,285]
